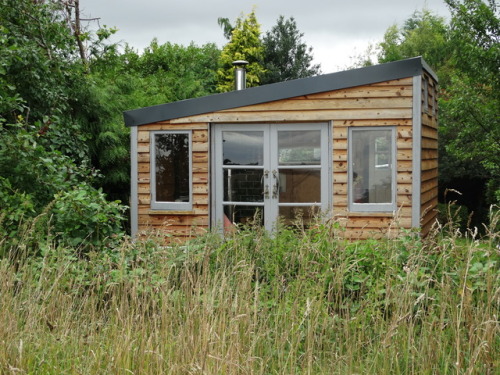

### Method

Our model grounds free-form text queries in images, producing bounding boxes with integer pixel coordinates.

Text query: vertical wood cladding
[420,73,439,236]
[134,75,438,241]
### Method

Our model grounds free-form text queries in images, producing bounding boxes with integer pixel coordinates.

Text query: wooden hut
[124,57,438,242]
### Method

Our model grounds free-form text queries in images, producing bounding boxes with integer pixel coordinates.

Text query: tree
[87,40,221,202]
[57,0,118,71]
[0,0,126,248]
[217,9,266,92]
[441,0,500,202]
[377,10,465,194]
[217,17,234,40]
[378,9,451,81]
[132,39,220,99]
[445,0,499,91]
[376,1,500,223]
[261,16,321,84]
[0,0,91,160]
[345,43,379,69]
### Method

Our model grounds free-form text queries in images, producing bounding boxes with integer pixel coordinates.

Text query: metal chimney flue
[233,60,249,90]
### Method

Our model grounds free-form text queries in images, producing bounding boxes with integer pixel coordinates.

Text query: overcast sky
[79,0,451,73]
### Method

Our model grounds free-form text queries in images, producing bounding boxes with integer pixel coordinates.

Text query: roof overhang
[124,56,437,127]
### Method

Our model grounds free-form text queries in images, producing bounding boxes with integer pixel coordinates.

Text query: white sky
[79,0,451,73]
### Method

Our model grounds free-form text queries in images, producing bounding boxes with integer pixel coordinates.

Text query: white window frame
[211,123,331,231]
[348,126,397,212]
[150,130,192,210]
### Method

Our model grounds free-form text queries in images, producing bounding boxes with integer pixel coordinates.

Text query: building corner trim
[130,126,139,237]
[412,76,422,229]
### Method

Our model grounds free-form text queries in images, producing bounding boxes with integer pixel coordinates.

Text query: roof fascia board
[124,57,429,127]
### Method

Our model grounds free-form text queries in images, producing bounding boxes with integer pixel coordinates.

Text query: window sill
[148,210,196,215]
[346,212,395,218]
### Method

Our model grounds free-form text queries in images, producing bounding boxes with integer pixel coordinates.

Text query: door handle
[261,170,270,199]
[272,170,280,199]
[263,184,270,199]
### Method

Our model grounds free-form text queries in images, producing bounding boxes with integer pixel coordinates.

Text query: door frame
[210,122,332,231]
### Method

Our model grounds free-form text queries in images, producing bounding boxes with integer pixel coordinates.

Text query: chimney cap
[232,60,249,67]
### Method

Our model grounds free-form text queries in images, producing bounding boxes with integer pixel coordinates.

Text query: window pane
[278,206,320,226]
[224,169,264,203]
[278,169,321,203]
[351,130,393,204]
[222,131,263,165]
[223,205,264,228]
[155,133,189,203]
[278,130,321,165]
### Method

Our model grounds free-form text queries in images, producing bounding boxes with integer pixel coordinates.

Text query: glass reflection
[223,131,264,165]
[278,130,321,165]
[155,133,189,202]
[351,130,392,204]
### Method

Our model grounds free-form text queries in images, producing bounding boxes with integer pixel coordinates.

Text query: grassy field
[0,215,499,374]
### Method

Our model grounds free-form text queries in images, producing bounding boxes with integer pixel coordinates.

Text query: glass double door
[213,123,330,231]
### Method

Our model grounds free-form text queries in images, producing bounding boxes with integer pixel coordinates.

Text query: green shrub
[0,122,126,254]
[51,184,126,251]
[0,176,36,253]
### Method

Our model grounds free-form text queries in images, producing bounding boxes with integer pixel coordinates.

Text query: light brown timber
[132,76,438,242]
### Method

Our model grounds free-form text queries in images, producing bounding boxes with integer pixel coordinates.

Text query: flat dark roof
[124,56,437,127]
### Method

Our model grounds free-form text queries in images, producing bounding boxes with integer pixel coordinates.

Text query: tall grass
[0,214,498,374]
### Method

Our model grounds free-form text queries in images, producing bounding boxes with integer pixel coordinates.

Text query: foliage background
[0,1,498,373]
[0,0,499,246]
[374,0,500,226]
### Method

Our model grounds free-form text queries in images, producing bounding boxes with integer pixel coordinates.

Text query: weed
[0,213,498,374]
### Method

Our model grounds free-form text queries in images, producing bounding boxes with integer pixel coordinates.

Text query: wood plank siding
[136,124,210,242]
[134,75,440,241]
